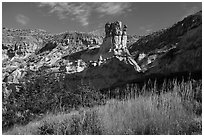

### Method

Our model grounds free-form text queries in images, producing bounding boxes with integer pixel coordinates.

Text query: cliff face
[2,11,202,131]
[2,11,202,93]
[2,28,103,83]
[130,11,202,75]
[62,11,202,90]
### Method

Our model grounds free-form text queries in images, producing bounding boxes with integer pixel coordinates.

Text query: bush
[4,79,202,135]
[2,71,105,132]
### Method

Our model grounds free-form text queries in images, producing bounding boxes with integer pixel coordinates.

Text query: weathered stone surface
[130,11,202,76]
[2,11,202,100]
[60,12,202,90]
[2,12,202,132]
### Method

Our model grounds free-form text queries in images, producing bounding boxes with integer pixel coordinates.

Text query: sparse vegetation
[3,78,202,135]
[2,10,202,135]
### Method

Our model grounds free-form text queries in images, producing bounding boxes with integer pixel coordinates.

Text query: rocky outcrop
[2,12,202,132]
[60,21,144,90]
[130,11,202,77]
[62,11,202,90]
[64,57,142,90]
[2,28,105,85]
[2,11,202,94]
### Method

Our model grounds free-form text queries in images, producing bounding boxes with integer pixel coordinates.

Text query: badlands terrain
[2,11,202,135]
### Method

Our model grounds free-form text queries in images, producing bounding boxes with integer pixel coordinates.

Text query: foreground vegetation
[3,78,202,135]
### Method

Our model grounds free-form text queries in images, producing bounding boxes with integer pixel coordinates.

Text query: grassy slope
[4,79,202,135]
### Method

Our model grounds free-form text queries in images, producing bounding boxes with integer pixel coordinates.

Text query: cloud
[95,2,131,15]
[39,2,57,8]
[16,14,29,25]
[146,29,152,33]
[38,2,132,26]
[39,2,91,26]
[139,24,153,34]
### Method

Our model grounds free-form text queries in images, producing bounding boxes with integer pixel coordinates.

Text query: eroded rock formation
[78,21,142,72]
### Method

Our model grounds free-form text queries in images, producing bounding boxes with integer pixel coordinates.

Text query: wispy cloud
[146,29,153,33]
[39,2,91,26]
[38,2,132,26]
[95,2,131,15]
[139,24,153,34]
[16,14,29,25]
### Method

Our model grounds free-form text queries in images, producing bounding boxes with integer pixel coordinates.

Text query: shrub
[4,79,202,135]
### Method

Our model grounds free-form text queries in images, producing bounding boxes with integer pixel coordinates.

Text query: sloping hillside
[129,11,201,54]
[61,11,202,91]
[129,11,202,75]
[2,11,202,133]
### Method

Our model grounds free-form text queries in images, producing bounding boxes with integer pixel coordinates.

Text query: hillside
[2,11,202,134]
[59,11,202,91]
[130,11,202,74]
[2,28,103,82]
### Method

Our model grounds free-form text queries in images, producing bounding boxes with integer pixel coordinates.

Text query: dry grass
[4,79,202,135]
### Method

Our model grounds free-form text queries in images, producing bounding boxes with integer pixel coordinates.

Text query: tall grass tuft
[4,79,202,135]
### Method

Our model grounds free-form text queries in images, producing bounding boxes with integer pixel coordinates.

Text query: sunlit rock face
[61,21,144,90]
[62,12,202,90]
[2,28,103,85]
[2,11,202,92]
[2,12,202,132]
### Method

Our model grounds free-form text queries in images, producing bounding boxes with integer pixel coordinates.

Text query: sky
[2,2,202,35]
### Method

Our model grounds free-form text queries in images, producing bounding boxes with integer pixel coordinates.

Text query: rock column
[121,25,131,55]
